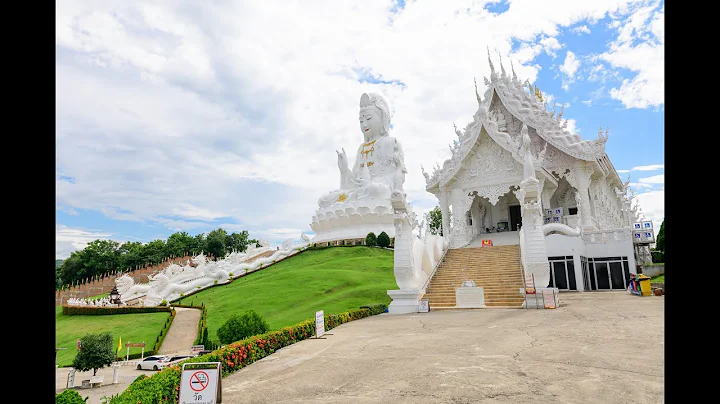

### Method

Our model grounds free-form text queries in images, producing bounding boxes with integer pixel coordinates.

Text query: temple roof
[422,50,622,192]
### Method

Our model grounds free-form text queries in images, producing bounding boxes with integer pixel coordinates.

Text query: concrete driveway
[57,291,664,404]
[221,292,664,404]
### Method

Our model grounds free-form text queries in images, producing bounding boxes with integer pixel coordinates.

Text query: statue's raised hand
[336,147,349,172]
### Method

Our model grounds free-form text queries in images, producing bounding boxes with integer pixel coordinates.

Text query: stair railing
[518,228,529,309]
[420,242,450,291]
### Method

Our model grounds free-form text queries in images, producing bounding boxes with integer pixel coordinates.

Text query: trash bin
[637,274,652,296]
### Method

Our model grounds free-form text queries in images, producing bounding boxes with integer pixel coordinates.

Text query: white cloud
[573,25,591,34]
[600,1,664,109]
[634,190,664,236]
[56,0,661,254]
[637,174,663,185]
[539,36,563,58]
[631,164,663,171]
[56,225,114,259]
[559,50,580,90]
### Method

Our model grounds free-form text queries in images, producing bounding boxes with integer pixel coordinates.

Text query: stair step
[424,246,528,311]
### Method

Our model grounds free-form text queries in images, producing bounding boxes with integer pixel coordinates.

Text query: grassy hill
[175,246,395,338]
[55,246,395,367]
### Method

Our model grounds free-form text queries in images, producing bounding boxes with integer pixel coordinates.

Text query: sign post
[315,310,325,338]
[125,342,146,362]
[179,362,222,404]
[191,345,205,355]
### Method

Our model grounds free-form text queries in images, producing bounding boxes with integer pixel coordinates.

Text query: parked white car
[136,355,170,371]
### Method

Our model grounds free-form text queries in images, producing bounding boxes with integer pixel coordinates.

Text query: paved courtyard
[57,291,664,404]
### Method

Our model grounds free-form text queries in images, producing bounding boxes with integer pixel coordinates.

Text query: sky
[56,0,664,259]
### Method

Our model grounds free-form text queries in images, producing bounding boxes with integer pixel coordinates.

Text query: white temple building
[421,52,643,293]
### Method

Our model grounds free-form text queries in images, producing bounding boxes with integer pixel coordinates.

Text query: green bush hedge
[651,250,664,263]
[62,305,173,316]
[101,303,388,404]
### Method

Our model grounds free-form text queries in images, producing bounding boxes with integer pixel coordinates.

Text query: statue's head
[359,92,391,140]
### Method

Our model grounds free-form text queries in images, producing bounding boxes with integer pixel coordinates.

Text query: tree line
[56,228,258,289]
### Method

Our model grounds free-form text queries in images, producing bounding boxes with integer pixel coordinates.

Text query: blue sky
[56,0,664,259]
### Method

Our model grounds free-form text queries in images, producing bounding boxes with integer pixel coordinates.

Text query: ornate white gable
[451,132,523,189]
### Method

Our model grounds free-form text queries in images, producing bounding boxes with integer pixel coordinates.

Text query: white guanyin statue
[311,92,407,242]
[317,93,406,206]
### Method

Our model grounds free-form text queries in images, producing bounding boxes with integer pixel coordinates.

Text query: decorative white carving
[582,228,631,243]
[459,136,523,186]
[476,182,517,205]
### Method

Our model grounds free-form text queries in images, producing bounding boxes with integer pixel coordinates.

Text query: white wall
[544,234,636,291]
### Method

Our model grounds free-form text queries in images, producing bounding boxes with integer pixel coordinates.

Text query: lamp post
[109,286,122,306]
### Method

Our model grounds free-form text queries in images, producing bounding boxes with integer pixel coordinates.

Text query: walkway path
[158,307,201,356]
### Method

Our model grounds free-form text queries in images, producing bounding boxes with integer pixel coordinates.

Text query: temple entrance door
[509,205,522,231]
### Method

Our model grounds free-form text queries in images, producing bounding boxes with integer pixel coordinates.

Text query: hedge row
[103,303,388,404]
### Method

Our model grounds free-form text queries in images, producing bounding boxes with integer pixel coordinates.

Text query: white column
[568,166,595,230]
[439,190,450,238]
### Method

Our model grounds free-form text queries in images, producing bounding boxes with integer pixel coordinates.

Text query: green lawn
[56,246,395,367]
[55,306,171,367]
[650,274,664,283]
[175,246,395,338]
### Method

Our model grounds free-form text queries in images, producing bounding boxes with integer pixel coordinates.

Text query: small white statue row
[66,296,125,307]
[111,236,310,307]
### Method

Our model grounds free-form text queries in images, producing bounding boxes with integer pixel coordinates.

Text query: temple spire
[487,46,496,81]
[510,59,518,83]
[498,52,506,78]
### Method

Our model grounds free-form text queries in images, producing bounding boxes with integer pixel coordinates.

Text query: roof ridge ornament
[510,59,518,83]
[474,77,482,104]
[487,46,497,81]
[498,52,507,78]
[534,85,543,102]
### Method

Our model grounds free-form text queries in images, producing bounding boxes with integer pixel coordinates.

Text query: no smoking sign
[179,362,222,403]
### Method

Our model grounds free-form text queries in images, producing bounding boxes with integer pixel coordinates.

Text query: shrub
[365,232,377,247]
[377,232,391,248]
[651,250,664,263]
[217,310,270,344]
[56,389,88,404]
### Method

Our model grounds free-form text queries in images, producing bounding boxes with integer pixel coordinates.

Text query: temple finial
[510,59,518,82]
[487,46,496,80]
[498,52,506,78]
[474,77,481,104]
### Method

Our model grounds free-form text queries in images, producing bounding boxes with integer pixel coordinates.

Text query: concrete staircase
[423,245,525,310]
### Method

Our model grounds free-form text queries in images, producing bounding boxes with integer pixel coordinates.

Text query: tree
[72,333,116,376]
[60,251,87,287]
[216,310,270,344]
[82,239,121,279]
[142,239,167,265]
[428,205,445,235]
[165,232,195,257]
[377,231,391,248]
[227,230,252,253]
[365,232,377,247]
[655,219,664,252]
[118,241,145,271]
[206,228,229,259]
[192,233,207,255]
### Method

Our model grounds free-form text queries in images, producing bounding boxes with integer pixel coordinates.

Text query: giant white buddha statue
[310,92,407,242]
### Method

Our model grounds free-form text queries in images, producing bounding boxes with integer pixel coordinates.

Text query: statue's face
[359,106,382,139]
